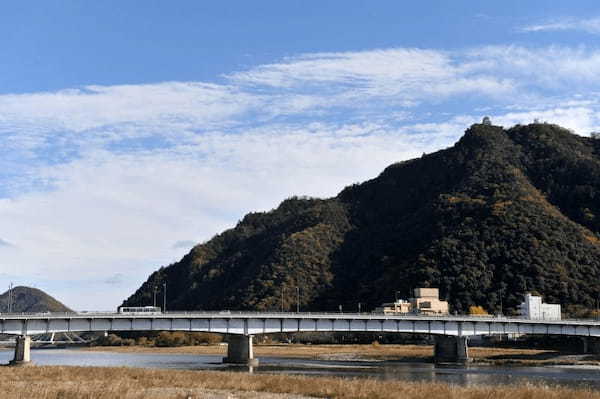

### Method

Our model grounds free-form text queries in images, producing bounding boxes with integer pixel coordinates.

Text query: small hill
[0,286,72,313]
[124,123,600,316]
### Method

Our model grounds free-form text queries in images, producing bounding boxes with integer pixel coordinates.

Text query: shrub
[469,306,489,315]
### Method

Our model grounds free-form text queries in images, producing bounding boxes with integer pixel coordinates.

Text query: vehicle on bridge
[118,306,162,314]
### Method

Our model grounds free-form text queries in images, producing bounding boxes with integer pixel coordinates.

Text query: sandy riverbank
[2,364,600,399]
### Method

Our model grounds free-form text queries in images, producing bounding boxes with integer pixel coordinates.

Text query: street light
[296,286,300,313]
[153,285,158,308]
[7,282,13,313]
[163,282,167,313]
[281,286,285,312]
[358,302,362,313]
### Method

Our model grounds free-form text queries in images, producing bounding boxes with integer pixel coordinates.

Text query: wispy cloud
[104,273,125,285]
[172,240,197,250]
[0,239,13,248]
[229,48,515,101]
[0,82,258,133]
[521,17,600,34]
[462,46,600,92]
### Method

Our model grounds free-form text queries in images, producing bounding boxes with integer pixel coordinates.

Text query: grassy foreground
[1,365,600,399]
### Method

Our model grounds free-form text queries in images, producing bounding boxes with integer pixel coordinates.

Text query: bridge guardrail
[0,310,598,324]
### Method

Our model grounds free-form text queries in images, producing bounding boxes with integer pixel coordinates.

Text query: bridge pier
[434,336,469,364]
[223,335,259,366]
[577,337,600,354]
[588,338,600,354]
[9,336,31,366]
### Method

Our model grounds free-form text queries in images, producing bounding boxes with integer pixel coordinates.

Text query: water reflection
[1,348,599,389]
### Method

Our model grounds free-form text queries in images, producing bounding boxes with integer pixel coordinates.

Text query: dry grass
[1,365,600,399]
[85,343,553,362]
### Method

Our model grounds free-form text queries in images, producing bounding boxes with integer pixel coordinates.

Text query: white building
[518,293,561,320]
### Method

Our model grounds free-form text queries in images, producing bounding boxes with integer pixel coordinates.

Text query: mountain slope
[124,123,600,315]
[0,286,72,312]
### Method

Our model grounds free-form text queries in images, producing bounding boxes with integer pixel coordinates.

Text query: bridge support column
[588,338,600,354]
[434,336,469,364]
[9,336,31,366]
[576,337,600,354]
[223,335,259,366]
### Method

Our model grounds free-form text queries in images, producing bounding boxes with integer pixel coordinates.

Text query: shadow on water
[484,351,563,361]
[222,356,600,389]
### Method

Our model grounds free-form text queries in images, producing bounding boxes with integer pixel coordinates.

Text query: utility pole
[163,282,167,313]
[153,285,158,308]
[358,302,362,313]
[296,286,300,313]
[8,282,13,313]
[281,286,285,312]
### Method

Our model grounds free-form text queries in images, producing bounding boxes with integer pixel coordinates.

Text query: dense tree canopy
[124,123,600,316]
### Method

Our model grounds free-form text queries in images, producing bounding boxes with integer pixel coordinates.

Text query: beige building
[374,300,412,314]
[374,288,449,315]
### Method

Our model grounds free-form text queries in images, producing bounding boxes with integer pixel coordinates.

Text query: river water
[1,348,600,389]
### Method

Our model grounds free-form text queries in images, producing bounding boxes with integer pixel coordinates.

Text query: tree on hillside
[468,306,489,315]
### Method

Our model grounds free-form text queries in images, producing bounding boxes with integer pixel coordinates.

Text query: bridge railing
[0,310,598,323]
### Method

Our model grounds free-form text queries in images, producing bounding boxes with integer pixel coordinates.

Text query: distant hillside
[0,286,72,312]
[124,123,600,316]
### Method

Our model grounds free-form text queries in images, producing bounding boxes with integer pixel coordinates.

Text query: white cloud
[493,107,599,134]
[229,48,515,100]
[521,17,600,34]
[0,82,259,134]
[464,46,600,88]
[104,273,125,285]
[172,240,197,250]
[230,49,456,86]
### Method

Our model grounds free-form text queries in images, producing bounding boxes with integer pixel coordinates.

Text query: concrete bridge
[3,311,600,365]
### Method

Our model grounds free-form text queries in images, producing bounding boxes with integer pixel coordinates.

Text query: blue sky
[2,1,600,309]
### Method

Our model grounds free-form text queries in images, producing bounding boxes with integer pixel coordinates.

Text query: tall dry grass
[85,343,551,361]
[0,365,599,399]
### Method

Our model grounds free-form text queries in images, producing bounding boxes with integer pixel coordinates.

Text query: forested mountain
[0,286,72,312]
[124,123,600,315]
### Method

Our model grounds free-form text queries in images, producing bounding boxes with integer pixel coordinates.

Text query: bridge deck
[0,312,599,337]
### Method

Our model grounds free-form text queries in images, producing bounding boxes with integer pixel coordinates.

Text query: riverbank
[2,364,600,399]
[83,343,600,366]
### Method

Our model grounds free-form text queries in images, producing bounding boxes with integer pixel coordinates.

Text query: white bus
[118,306,162,314]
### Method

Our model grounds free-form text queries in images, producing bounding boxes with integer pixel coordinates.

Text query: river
[1,348,600,389]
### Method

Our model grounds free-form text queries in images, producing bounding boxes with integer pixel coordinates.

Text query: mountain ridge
[0,286,72,313]
[124,123,600,316]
